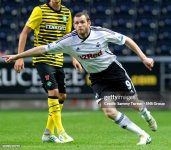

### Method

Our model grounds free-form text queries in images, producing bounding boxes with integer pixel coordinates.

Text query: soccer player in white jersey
[3,12,157,145]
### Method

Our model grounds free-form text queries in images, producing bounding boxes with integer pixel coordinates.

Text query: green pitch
[0,110,170,150]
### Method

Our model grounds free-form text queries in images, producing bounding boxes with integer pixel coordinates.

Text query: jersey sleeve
[65,11,72,33]
[25,6,42,30]
[103,28,126,45]
[44,40,67,53]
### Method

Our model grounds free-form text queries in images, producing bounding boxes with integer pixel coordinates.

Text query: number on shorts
[125,80,132,90]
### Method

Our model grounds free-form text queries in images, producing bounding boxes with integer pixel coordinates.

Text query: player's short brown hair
[74,12,90,21]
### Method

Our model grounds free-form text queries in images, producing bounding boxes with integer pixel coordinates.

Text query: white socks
[139,107,152,121]
[114,112,145,136]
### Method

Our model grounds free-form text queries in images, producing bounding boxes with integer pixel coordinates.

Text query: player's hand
[72,58,83,73]
[2,55,17,63]
[14,58,25,73]
[142,57,154,71]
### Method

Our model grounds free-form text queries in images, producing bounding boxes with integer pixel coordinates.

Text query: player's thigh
[112,77,138,104]
[114,73,136,95]
[54,68,66,94]
[91,84,118,118]
[91,82,107,101]
[35,63,58,90]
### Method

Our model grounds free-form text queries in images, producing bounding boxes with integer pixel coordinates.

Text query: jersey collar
[78,29,91,42]
[47,3,62,13]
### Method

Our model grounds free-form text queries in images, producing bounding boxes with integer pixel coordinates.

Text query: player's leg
[131,97,157,132]
[47,90,65,135]
[91,83,151,145]
[44,68,67,136]
[43,92,62,143]
[114,60,157,131]
[55,68,67,111]
[58,93,66,110]
[41,84,56,136]
[35,63,65,143]
[99,101,151,145]
[55,68,74,142]
[120,77,157,132]
[90,61,151,145]
[36,63,62,142]
[41,84,57,141]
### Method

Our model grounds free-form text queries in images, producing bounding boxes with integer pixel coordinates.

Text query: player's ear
[73,23,76,29]
[88,20,91,26]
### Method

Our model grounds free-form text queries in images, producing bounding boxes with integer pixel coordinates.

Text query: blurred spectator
[0,0,170,55]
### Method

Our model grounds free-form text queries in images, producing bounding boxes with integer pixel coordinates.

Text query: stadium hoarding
[122,62,160,91]
[0,61,93,99]
[0,59,160,99]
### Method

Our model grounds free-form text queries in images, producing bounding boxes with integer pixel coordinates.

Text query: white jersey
[44,26,126,73]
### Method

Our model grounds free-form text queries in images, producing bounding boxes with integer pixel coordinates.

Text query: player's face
[73,15,91,38]
[50,0,61,4]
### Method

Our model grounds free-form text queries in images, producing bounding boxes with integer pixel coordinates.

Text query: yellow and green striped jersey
[26,3,72,67]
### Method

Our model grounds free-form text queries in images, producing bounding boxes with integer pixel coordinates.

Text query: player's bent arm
[71,56,83,72]
[125,36,147,61]
[14,27,33,70]
[18,26,32,54]
[125,37,154,71]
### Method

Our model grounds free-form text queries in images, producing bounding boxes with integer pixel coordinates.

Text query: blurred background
[0,0,171,109]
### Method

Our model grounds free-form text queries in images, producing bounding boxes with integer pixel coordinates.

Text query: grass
[0,109,170,150]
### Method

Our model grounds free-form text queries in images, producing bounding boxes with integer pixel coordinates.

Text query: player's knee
[106,112,117,119]
[48,89,59,97]
[58,93,67,100]
[103,108,118,119]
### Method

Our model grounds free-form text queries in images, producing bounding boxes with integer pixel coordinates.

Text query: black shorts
[35,63,66,93]
[89,61,136,101]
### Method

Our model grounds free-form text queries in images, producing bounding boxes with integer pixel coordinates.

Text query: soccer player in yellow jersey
[14,0,82,143]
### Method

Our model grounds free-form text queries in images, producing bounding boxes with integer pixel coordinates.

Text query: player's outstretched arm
[125,37,154,71]
[2,46,46,63]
